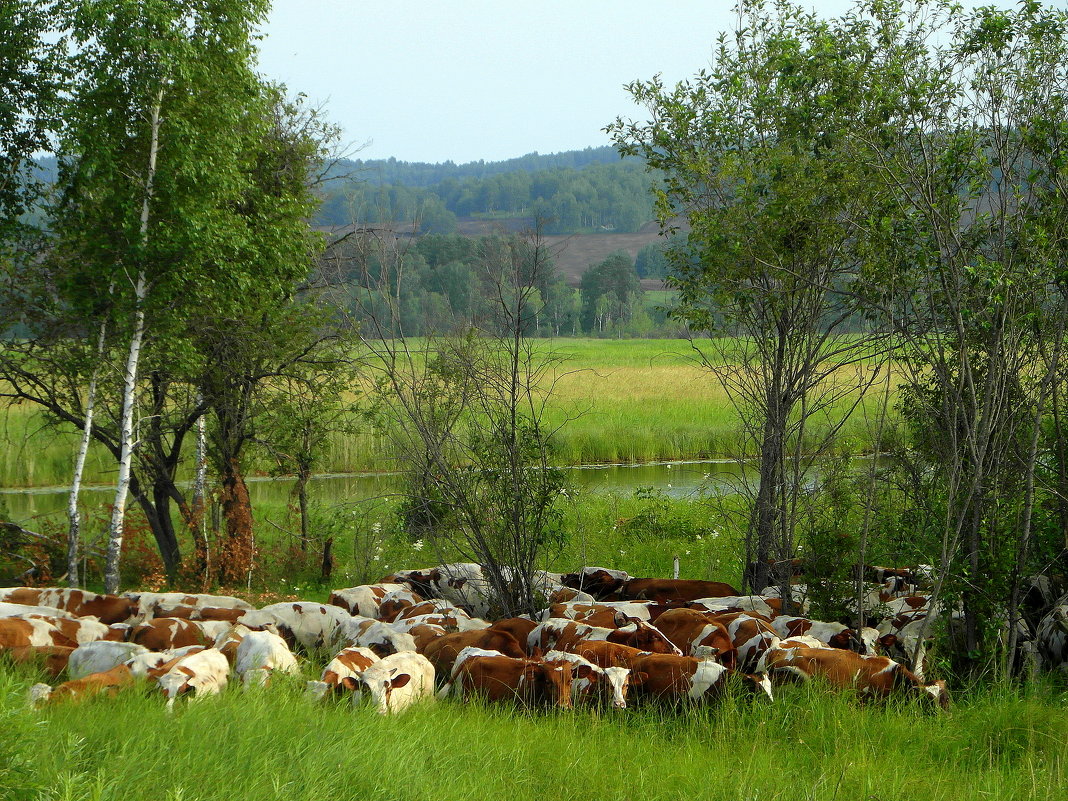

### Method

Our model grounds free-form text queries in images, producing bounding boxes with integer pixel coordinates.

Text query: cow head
[363,669,413,715]
[601,666,631,709]
[739,671,774,702]
[918,679,951,711]
[27,683,52,709]
[616,620,682,655]
[533,660,574,710]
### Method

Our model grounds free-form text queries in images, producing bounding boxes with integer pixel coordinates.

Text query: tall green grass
[2,660,1065,801]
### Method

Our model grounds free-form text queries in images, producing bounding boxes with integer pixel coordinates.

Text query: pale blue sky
[254,1,1002,165]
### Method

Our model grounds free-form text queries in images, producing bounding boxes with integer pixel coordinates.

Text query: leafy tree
[580,251,642,334]
[609,0,894,592]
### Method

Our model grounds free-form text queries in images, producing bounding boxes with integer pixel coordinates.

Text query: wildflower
[666,464,672,469]
[371,522,382,534]
[695,534,702,540]
[685,550,691,556]
[619,549,626,556]
[413,539,424,551]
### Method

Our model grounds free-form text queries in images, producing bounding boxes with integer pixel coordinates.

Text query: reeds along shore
[0,339,894,489]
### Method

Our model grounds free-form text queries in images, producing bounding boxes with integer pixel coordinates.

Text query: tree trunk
[104,90,162,595]
[217,456,254,586]
[746,395,788,593]
[191,409,210,586]
[67,317,108,587]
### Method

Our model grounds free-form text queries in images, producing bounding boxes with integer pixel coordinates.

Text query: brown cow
[448,648,574,709]
[407,623,448,652]
[28,664,135,707]
[764,646,949,708]
[422,629,526,676]
[627,652,773,705]
[528,619,681,656]
[558,567,631,600]
[488,618,538,651]
[567,639,650,669]
[0,617,77,649]
[649,608,737,667]
[709,612,781,671]
[620,578,740,603]
[2,645,74,677]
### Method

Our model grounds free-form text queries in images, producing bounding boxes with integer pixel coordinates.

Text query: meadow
[1,659,1066,801]
[0,338,894,490]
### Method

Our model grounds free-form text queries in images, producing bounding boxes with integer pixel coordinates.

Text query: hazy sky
[254,1,999,166]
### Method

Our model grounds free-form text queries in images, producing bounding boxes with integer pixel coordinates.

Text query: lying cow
[328,583,409,618]
[763,645,949,708]
[29,664,136,707]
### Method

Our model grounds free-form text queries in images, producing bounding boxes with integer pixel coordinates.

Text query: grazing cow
[375,588,427,623]
[340,617,417,657]
[35,589,136,624]
[131,618,221,652]
[711,612,781,671]
[126,592,252,623]
[627,652,773,705]
[764,646,948,708]
[621,578,740,603]
[359,652,436,715]
[306,646,381,702]
[543,649,632,708]
[422,629,526,677]
[155,648,230,710]
[240,602,353,653]
[448,647,574,710]
[649,608,737,667]
[1,645,73,677]
[689,596,776,619]
[29,664,135,707]
[528,618,681,656]
[566,639,650,670]
[558,567,631,600]
[383,563,492,617]
[406,623,448,652]
[67,641,149,680]
[0,587,41,605]
[235,630,299,687]
[0,617,77,649]
[0,602,80,620]
[212,624,255,665]
[770,616,864,652]
[328,584,408,618]
[488,618,539,652]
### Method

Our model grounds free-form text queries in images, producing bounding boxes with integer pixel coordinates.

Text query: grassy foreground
[2,661,1065,801]
[0,338,894,489]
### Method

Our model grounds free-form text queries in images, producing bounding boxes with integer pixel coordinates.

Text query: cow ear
[631,671,649,686]
[340,676,359,692]
[576,664,594,679]
[613,611,628,627]
[390,673,411,689]
[530,646,543,659]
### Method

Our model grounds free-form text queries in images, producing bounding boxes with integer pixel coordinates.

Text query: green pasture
[0,338,897,490]
[1,659,1065,801]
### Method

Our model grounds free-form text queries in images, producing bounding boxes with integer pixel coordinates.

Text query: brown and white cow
[239,602,353,653]
[626,652,773,705]
[340,617,417,657]
[131,618,225,652]
[29,664,136,707]
[374,588,427,623]
[421,629,526,676]
[328,584,408,618]
[558,567,631,600]
[488,617,539,652]
[763,645,949,708]
[155,648,230,710]
[35,589,137,624]
[447,647,574,709]
[710,612,781,671]
[527,618,681,656]
[648,608,737,667]
[306,646,381,702]
[67,641,150,679]
[543,649,632,709]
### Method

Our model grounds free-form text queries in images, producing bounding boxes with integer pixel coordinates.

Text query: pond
[0,459,756,526]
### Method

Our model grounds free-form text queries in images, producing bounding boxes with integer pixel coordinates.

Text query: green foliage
[579,250,643,335]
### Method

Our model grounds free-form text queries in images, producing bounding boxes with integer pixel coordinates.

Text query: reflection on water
[0,460,755,525]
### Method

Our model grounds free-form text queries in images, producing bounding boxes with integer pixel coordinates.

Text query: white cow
[359,652,435,715]
[67,641,149,680]
[305,646,380,703]
[156,648,229,710]
[235,630,300,687]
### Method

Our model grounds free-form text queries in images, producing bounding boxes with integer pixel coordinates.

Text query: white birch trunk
[104,92,162,594]
[67,315,109,587]
[193,401,210,584]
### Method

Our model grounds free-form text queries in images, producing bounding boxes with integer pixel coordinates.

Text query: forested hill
[316,146,659,235]
[328,145,626,187]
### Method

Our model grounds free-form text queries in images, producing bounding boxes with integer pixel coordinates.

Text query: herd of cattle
[2,563,1067,715]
